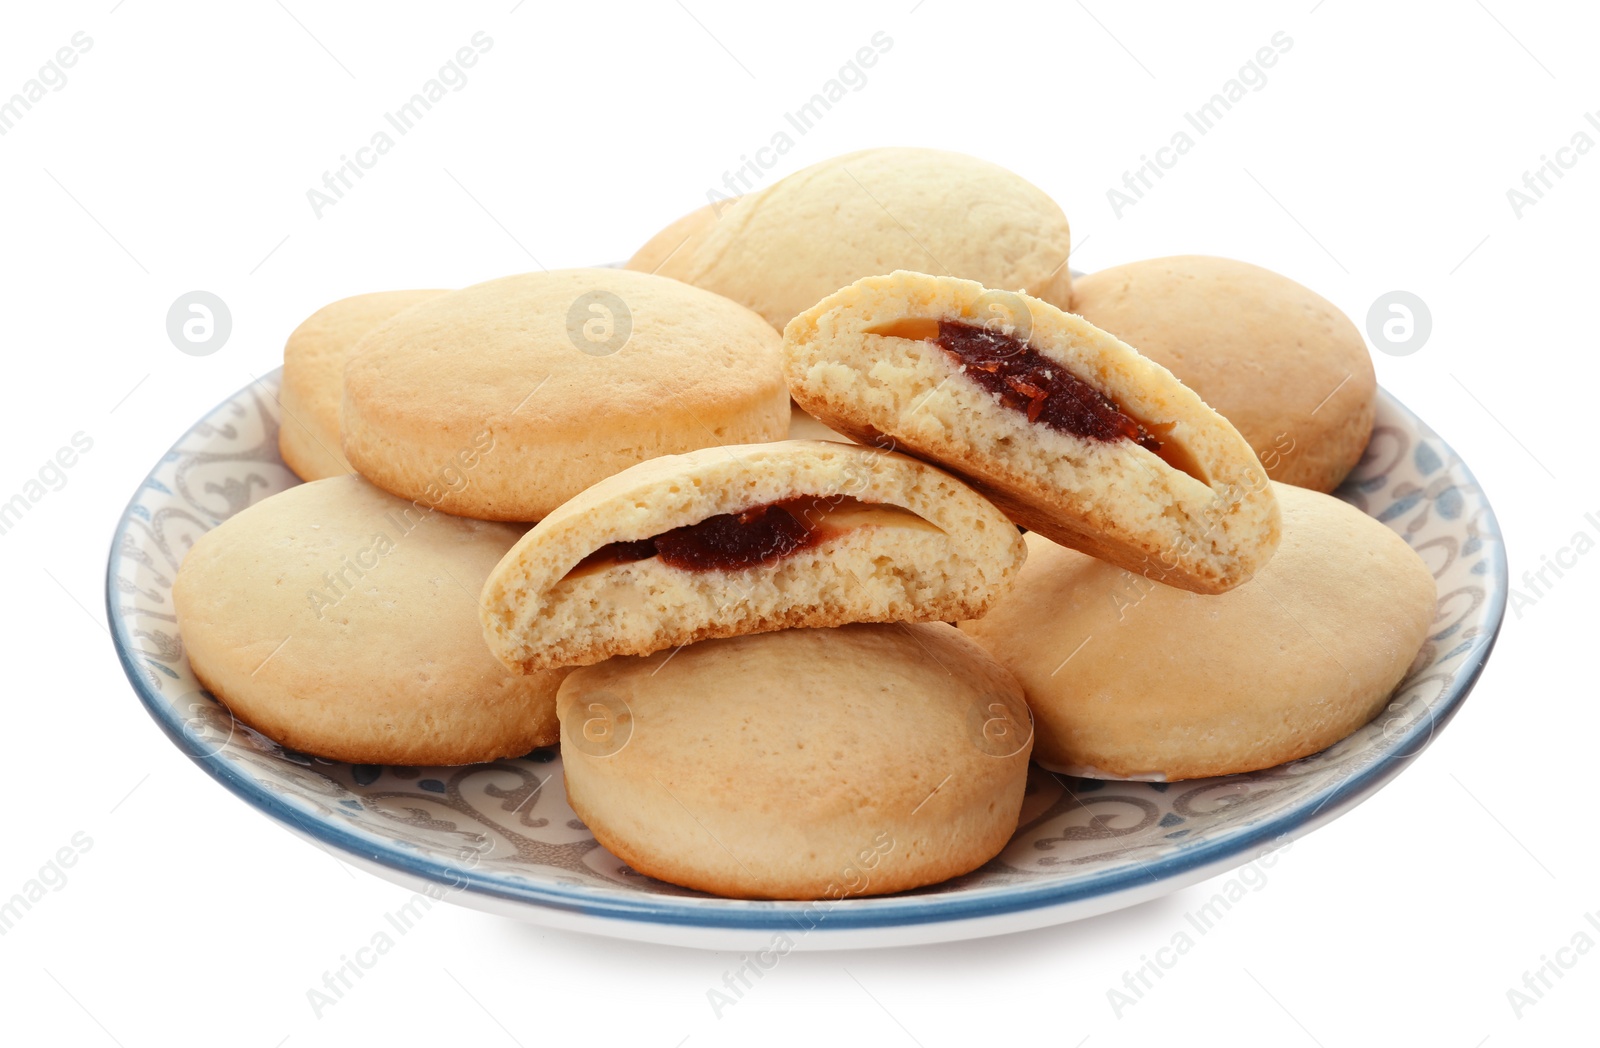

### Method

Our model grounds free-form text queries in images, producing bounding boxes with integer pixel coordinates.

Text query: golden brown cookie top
[556,622,1033,899]
[656,148,1073,329]
[344,268,782,435]
[1071,255,1375,492]
[961,482,1436,779]
[559,622,1029,803]
[172,475,566,765]
[339,268,790,521]
[279,289,447,481]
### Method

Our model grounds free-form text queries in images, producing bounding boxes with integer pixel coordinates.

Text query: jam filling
[872,319,1201,480]
[569,496,909,577]
[934,320,1163,450]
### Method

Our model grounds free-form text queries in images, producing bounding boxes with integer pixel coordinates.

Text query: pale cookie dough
[784,270,1281,594]
[480,440,1027,671]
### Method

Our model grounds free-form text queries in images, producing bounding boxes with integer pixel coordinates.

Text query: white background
[2,0,1595,1043]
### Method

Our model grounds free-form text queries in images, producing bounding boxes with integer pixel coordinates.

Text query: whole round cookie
[558,623,1032,900]
[1070,256,1376,492]
[653,148,1073,330]
[173,475,568,765]
[342,269,789,521]
[961,483,1436,780]
[279,290,448,481]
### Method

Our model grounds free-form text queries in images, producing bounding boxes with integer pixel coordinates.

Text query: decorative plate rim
[106,378,1508,932]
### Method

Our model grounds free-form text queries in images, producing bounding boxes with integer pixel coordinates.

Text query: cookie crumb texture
[784,270,1281,594]
[481,440,1026,671]
[557,624,1032,899]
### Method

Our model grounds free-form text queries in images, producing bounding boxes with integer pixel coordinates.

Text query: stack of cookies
[174,147,1436,901]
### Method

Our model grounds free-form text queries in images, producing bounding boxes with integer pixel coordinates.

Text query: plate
[107,372,1506,950]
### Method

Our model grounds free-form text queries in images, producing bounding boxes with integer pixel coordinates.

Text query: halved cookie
[783,271,1281,594]
[480,440,1026,672]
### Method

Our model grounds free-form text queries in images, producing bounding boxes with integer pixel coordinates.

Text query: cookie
[557,623,1032,900]
[623,199,734,275]
[341,268,790,521]
[784,270,1281,594]
[1070,256,1376,492]
[653,147,1073,330]
[479,440,1026,672]
[278,289,448,481]
[960,483,1436,780]
[786,401,852,443]
[172,475,568,765]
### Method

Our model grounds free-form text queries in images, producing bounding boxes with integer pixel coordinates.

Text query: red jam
[572,497,853,576]
[654,502,820,571]
[933,321,1164,453]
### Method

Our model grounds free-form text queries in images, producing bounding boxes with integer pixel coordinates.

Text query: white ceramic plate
[108,372,1505,949]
